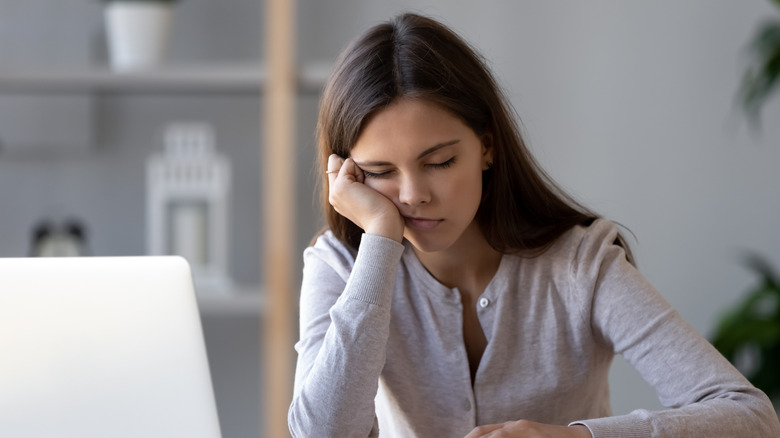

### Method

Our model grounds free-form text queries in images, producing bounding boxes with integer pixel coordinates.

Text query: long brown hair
[316,13,633,263]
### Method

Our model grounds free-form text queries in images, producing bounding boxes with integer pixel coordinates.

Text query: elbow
[288,397,371,438]
[287,398,306,438]
[756,400,780,437]
[287,396,332,438]
[734,388,780,437]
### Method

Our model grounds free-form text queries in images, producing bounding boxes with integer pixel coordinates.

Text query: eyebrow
[353,139,460,167]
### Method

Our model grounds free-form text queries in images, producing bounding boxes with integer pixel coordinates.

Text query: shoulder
[498,219,626,283]
[544,218,620,256]
[303,230,359,282]
[546,218,629,276]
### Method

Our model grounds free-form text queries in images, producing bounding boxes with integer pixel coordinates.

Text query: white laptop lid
[0,256,222,438]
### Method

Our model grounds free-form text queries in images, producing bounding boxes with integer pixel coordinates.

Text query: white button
[479,297,489,308]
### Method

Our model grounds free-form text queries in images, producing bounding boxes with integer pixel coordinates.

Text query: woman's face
[350,98,491,254]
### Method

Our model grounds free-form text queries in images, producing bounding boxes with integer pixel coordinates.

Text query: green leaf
[750,21,780,56]
[746,343,780,399]
[738,20,780,123]
[711,254,780,400]
[711,268,780,354]
[742,252,780,288]
[714,319,780,356]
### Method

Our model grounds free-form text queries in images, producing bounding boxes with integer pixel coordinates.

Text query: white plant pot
[105,2,173,70]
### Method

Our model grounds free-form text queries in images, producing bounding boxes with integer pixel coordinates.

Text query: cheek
[364,179,396,200]
[449,167,482,194]
[449,171,484,211]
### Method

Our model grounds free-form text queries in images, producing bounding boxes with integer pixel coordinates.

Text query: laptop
[0,256,222,438]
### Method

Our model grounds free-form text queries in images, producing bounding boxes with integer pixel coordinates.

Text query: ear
[480,132,494,170]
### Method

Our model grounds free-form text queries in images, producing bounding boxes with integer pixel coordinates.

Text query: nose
[398,173,430,206]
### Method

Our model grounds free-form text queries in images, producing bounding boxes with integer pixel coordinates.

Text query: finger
[327,154,344,186]
[342,157,359,180]
[349,157,366,184]
[463,423,503,438]
[354,161,365,184]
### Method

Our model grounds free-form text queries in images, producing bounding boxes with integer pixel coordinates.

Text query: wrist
[364,216,404,243]
[364,223,404,243]
[569,424,592,438]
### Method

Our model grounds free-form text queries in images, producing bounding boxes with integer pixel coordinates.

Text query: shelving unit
[0,63,329,94]
[0,58,326,324]
[263,1,298,437]
[0,2,311,435]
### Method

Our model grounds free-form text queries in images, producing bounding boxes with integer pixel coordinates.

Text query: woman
[288,12,780,438]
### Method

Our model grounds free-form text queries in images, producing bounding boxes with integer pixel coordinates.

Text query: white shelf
[0,62,330,94]
[196,287,265,316]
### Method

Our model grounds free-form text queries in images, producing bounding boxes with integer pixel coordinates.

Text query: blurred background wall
[1,0,778,436]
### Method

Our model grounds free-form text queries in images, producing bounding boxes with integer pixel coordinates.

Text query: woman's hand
[464,420,591,438]
[327,154,404,242]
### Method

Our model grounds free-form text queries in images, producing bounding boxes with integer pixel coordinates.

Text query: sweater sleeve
[288,232,405,438]
[570,220,780,438]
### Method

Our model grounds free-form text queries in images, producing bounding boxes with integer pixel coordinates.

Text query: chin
[404,233,453,254]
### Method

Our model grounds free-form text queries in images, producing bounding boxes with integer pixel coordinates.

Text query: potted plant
[103,0,180,70]
[712,254,780,407]
[737,0,780,126]
[711,0,780,412]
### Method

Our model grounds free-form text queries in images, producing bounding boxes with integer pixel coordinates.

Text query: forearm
[578,221,780,437]
[289,298,390,437]
[289,234,404,437]
[573,391,779,438]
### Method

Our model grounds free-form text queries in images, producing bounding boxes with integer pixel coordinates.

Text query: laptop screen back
[0,256,222,438]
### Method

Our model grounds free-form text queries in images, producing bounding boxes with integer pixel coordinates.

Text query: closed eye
[362,157,456,178]
[362,169,393,179]
[428,157,456,169]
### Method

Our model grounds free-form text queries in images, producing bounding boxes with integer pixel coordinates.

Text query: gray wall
[2,0,779,436]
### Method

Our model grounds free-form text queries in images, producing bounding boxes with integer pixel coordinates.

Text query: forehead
[351,99,475,158]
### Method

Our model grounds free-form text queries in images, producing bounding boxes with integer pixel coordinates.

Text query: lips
[403,216,443,230]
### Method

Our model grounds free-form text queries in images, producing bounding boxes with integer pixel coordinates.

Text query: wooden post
[263,0,295,436]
